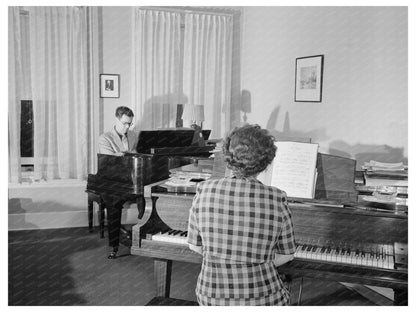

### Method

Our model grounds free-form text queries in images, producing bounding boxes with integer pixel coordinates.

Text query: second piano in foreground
[131,165,408,305]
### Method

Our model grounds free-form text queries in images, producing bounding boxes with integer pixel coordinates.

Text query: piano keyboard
[294,240,395,269]
[151,230,188,245]
[148,232,395,270]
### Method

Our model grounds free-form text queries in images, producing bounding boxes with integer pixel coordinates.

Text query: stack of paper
[363,160,408,187]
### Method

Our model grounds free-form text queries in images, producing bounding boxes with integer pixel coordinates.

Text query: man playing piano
[98,106,138,155]
[98,106,139,259]
[187,124,296,305]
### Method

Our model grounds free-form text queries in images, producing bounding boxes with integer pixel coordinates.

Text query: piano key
[329,248,337,262]
[339,248,347,263]
[305,245,313,259]
[350,251,359,265]
[298,244,308,258]
[294,245,303,258]
[313,247,323,260]
[293,241,396,270]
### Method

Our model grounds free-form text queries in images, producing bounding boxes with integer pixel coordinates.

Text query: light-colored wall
[240,6,408,165]
[98,6,408,165]
[102,7,133,131]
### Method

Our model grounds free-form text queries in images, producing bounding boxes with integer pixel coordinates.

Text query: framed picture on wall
[294,55,324,102]
[100,74,120,98]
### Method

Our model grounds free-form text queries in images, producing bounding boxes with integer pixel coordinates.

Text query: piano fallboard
[138,182,408,245]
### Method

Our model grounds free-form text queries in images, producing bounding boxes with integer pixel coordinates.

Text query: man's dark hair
[115,106,134,118]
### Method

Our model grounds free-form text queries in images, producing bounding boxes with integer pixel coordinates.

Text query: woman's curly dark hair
[222,124,276,177]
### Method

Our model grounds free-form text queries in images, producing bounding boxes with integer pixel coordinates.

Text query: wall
[101,7,133,131]
[98,6,408,166]
[240,7,408,166]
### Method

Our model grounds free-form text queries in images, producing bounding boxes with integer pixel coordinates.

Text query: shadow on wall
[139,92,188,129]
[265,106,330,143]
[240,94,407,168]
[328,141,408,168]
[239,90,328,142]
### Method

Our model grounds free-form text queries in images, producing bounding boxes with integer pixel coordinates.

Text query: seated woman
[187,124,296,306]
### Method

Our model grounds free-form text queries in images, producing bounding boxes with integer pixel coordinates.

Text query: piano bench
[145,296,198,306]
[87,191,106,238]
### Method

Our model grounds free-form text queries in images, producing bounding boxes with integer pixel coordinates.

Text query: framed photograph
[295,55,324,102]
[100,74,120,98]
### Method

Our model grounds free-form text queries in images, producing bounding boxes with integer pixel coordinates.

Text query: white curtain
[132,9,182,130]
[86,7,100,174]
[28,7,89,180]
[183,13,233,138]
[8,7,24,183]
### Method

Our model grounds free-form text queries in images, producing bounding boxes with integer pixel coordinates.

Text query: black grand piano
[86,129,215,258]
[130,156,408,305]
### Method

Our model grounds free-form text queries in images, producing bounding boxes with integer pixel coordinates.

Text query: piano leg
[285,275,303,306]
[99,201,105,239]
[154,259,172,297]
[136,196,145,219]
[87,195,94,233]
[393,288,408,306]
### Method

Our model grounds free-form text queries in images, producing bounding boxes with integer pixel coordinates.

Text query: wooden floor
[9,226,389,306]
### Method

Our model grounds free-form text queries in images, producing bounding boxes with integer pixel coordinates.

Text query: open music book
[258,141,319,199]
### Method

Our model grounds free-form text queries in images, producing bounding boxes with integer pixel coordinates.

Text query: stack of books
[362,160,408,187]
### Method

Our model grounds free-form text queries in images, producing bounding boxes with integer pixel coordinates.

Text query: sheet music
[269,141,319,199]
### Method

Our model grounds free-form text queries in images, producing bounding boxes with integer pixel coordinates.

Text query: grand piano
[130,157,408,305]
[86,129,215,258]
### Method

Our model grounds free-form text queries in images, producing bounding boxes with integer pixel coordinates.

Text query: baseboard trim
[8,207,140,231]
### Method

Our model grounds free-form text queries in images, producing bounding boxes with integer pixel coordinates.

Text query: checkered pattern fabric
[187,176,296,306]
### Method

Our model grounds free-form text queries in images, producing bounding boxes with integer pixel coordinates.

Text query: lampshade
[194,105,205,122]
[182,104,205,122]
[181,104,194,121]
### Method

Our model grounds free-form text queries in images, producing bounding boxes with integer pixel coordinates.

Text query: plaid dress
[187,176,296,306]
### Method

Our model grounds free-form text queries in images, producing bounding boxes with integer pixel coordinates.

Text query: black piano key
[378,246,383,259]
[346,248,351,256]
[326,247,331,253]
[341,248,346,255]
[167,230,176,235]
[320,247,326,253]
[335,247,340,254]
[180,231,187,236]
[301,244,308,251]
[312,245,317,252]
[306,245,312,252]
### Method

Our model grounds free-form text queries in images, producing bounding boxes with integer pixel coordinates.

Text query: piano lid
[136,129,195,154]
